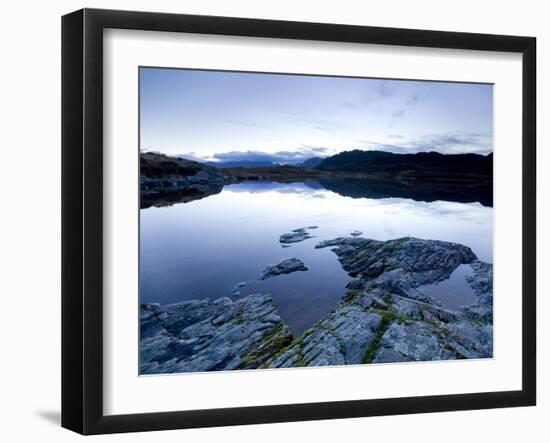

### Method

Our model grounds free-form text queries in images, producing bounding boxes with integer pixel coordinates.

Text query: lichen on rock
[140,293,293,374]
[260,258,309,280]
[268,237,492,368]
[140,236,493,374]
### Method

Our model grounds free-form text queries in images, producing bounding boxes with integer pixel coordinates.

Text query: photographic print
[139,68,494,375]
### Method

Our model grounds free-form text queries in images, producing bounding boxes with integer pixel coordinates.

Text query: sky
[140,67,493,164]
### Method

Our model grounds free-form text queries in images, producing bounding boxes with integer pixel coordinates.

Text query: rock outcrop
[140,236,493,374]
[140,152,224,208]
[279,226,318,245]
[231,281,248,297]
[266,237,492,368]
[140,293,293,373]
[463,260,493,322]
[261,258,309,280]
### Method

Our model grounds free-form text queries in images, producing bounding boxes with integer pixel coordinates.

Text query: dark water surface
[140,181,493,334]
[421,264,477,310]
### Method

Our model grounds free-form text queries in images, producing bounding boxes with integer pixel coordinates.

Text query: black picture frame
[62,8,536,435]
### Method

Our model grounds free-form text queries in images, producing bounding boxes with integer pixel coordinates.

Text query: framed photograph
[61,8,536,435]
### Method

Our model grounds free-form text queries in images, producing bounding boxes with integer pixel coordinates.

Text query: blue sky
[140,67,493,163]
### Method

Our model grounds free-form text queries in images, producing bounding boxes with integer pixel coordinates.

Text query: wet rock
[141,236,493,373]
[315,238,347,249]
[373,321,457,362]
[261,258,308,280]
[463,260,493,322]
[279,227,317,244]
[267,305,383,368]
[269,236,493,368]
[316,236,476,289]
[231,281,247,296]
[140,293,293,374]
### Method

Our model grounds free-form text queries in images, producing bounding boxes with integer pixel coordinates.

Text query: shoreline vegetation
[139,149,493,374]
[140,151,493,209]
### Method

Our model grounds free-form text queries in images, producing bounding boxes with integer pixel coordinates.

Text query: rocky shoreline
[141,293,293,374]
[140,235,493,373]
[140,152,224,208]
[266,237,492,367]
[140,152,493,208]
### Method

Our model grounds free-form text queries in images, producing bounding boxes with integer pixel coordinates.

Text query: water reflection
[319,178,492,207]
[140,181,493,334]
[421,264,477,310]
[141,176,492,209]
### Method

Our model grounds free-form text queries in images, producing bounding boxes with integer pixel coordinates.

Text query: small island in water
[139,150,493,374]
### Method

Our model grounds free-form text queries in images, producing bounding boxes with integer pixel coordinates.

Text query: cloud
[272,112,341,134]
[392,110,405,119]
[355,141,418,154]
[339,80,397,112]
[413,133,492,154]
[184,146,332,165]
[406,93,427,107]
[375,81,396,98]
[314,125,335,133]
[340,101,358,110]
[388,93,428,127]
[225,181,328,196]
[340,85,428,125]
[388,109,405,128]
[173,151,209,162]
[357,132,493,155]
[227,120,265,128]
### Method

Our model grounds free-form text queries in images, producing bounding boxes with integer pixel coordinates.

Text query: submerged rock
[268,237,492,368]
[231,281,248,296]
[261,258,308,280]
[140,293,293,374]
[279,226,318,244]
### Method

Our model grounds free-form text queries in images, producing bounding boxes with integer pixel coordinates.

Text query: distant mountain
[317,150,493,176]
[296,157,324,168]
[207,160,277,168]
[209,158,325,168]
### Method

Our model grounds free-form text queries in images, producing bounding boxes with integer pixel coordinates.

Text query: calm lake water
[140,181,493,335]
